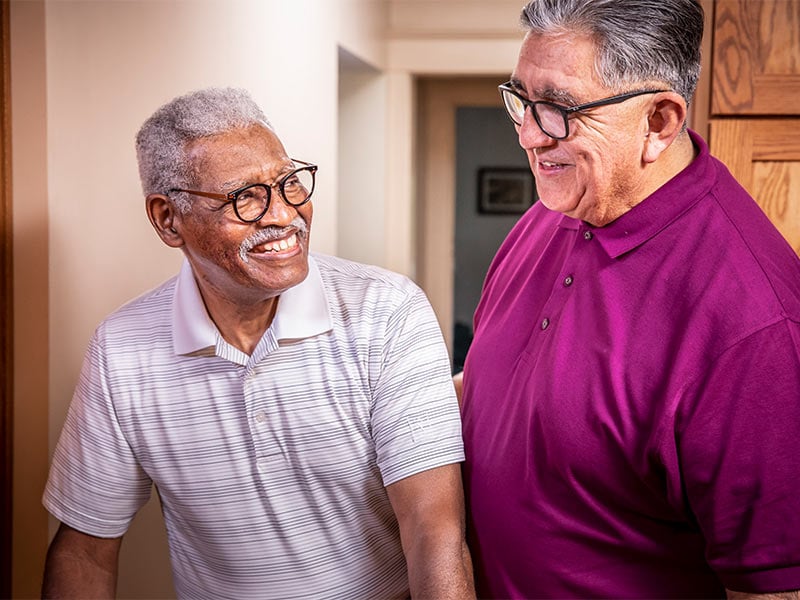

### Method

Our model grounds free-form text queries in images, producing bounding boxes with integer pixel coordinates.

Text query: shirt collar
[172,254,332,355]
[558,130,717,259]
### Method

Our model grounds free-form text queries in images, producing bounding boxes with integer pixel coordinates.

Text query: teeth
[262,233,297,253]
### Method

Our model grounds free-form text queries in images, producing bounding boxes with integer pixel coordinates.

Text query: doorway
[416,76,528,370]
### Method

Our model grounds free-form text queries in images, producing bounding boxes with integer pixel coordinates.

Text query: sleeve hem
[381,451,465,487]
[43,488,135,539]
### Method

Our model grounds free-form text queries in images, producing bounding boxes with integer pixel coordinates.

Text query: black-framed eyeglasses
[498,82,669,140]
[169,158,318,223]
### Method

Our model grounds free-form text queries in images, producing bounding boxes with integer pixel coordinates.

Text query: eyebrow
[219,179,248,192]
[508,77,580,106]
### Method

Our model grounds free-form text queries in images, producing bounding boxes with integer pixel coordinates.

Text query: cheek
[194,223,248,263]
[571,147,602,191]
[575,138,620,181]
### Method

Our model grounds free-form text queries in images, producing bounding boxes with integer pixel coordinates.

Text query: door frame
[1,1,14,596]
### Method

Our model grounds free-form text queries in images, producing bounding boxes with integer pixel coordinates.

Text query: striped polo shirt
[43,253,465,599]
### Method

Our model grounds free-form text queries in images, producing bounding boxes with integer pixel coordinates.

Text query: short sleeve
[370,287,465,486]
[42,326,153,538]
[678,319,800,592]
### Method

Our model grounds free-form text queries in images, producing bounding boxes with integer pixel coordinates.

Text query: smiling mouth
[251,232,299,254]
[539,159,567,169]
[239,216,309,263]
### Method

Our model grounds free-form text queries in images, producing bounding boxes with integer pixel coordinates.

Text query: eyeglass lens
[235,168,315,221]
[501,90,567,139]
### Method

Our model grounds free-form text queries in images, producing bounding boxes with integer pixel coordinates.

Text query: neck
[651,130,697,188]
[200,287,279,356]
[589,131,697,227]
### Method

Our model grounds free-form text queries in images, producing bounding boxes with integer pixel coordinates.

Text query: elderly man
[42,87,474,599]
[460,0,800,598]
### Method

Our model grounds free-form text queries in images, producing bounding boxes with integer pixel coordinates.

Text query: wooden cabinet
[709,0,800,254]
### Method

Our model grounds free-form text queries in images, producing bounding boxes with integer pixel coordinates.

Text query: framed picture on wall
[477,167,537,214]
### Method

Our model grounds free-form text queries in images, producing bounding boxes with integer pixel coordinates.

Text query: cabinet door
[712,0,800,115]
[710,119,800,254]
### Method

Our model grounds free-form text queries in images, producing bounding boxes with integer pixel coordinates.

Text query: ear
[146,193,185,248]
[642,92,688,164]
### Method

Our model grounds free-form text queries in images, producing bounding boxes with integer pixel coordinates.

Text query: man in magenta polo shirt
[460,0,800,598]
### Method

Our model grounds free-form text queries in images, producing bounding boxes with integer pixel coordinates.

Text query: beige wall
[338,58,388,266]
[10,0,522,597]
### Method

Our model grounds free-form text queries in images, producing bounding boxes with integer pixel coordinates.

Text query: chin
[274,261,310,292]
[539,197,577,217]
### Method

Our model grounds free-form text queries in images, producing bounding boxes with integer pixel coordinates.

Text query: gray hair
[520,0,703,104]
[135,87,273,212]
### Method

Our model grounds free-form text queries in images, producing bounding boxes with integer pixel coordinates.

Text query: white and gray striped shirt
[43,254,464,599]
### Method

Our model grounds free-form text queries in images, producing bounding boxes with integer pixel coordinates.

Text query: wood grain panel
[712,0,800,115]
[752,161,800,254]
[750,120,800,160]
[710,118,800,255]
[709,119,755,189]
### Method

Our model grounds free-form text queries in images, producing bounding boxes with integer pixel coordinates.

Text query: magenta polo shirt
[462,130,800,599]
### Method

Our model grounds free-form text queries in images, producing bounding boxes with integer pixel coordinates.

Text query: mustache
[239,216,308,260]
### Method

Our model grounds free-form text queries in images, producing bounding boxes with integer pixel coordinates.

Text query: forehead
[186,125,291,188]
[513,32,603,99]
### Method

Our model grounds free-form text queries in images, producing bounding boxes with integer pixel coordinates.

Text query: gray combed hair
[135,87,273,211]
[520,0,704,104]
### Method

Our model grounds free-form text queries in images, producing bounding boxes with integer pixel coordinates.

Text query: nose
[256,190,297,227]
[517,107,556,150]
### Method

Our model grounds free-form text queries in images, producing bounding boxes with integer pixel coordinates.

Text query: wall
[338,51,387,265]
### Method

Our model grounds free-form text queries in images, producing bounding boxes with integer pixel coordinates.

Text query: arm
[677,322,800,596]
[42,522,122,599]
[727,591,800,600]
[452,371,464,410]
[386,464,475,600]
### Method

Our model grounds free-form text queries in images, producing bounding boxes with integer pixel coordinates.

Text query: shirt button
[564,275,574,287]
[255,411,268,423]
[541,318,550,330]
[584,231,593,240]
[256,458,269,472]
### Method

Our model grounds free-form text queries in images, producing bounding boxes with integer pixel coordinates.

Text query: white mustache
[239,216,308,262]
